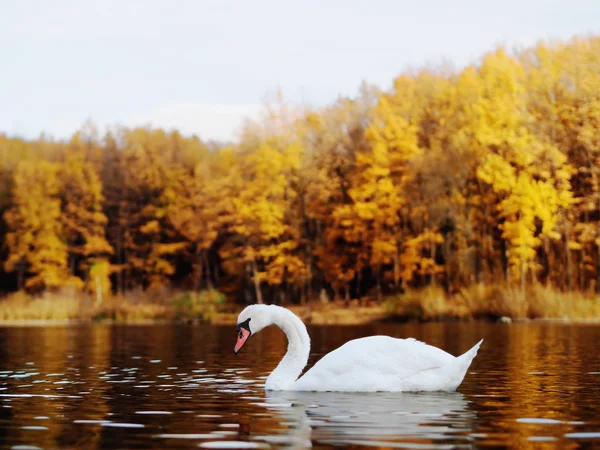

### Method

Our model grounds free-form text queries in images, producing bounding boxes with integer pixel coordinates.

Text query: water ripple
[0,322,597,449]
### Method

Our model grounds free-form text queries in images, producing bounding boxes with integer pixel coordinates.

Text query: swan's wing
[292,336,457,391]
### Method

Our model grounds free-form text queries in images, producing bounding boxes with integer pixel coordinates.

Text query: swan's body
[234,304,482,392]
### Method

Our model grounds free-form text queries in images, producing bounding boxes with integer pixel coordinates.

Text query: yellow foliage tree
[61,135,114,297]
[473,49,576,286]
[116,129,189,290]
[4,161,75,292]
[222,139,305,303]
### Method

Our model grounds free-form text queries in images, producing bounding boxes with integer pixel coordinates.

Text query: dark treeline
[1,35,600,305]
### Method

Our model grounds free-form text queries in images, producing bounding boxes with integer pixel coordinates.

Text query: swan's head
[233,304,274,354]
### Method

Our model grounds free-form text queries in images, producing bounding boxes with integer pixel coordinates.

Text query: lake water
[0,320,599,449]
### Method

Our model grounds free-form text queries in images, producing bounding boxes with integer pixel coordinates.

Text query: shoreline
[1,284,599,326]
[0,309,599,327]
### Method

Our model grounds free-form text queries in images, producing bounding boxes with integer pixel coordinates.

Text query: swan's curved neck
[265,307,310,390]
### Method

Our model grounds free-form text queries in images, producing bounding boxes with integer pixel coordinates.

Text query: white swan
[233,304,482,392]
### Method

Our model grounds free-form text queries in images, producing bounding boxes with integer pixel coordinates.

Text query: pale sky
[1,0,598,143]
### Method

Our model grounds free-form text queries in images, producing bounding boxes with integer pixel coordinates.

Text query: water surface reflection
[0,321,597,449]
[261,390,475,448]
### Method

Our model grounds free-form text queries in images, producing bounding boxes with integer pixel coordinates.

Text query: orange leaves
[3,142,115,293]
[4,160,69,292]
[164,158,223,254]
[258,243,307,286]
[109,128,209,290]
[140,220,160,235]
[399,230,444,283]
[371,238,397,266]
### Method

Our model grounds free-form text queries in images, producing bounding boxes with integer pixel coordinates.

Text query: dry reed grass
[0,287,228,323]
[0,283,598,324]
[385,283,600,321]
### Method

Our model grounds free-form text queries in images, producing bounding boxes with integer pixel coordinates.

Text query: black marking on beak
[236,317,251,333]
[234,318,252,355]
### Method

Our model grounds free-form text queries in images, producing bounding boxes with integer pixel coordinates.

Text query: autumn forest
[1,36,600,320]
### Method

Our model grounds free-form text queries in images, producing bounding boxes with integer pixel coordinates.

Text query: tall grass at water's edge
[0,287,231,323]
[384,284,600,321]
[0,283,598,323]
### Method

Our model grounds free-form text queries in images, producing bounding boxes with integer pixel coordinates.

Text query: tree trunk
[393,252,399,288]
[376,266,382,302]
[303,247,312,305]
[394,224,403,289]
[504,238,510,285]
[196,251,204,290]
[95,276,103,307]
[69,253,76,278]
[17,261,24,291]
[251,257,263,304]
[203,250,213,289]
[565,231,573,292]
[298,285,303,305]
[541,236,548,286]
[597,239,600,293]
[480,225,488,284]
[279,288,285,305]
[356,266,362,300]
[430,243,437,286]
[597,191,600,292]
[520,258,526,292]
[116,224,124,294]
[580,247,586,292]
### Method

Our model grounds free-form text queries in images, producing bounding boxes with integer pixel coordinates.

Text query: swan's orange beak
[234,328,251,355]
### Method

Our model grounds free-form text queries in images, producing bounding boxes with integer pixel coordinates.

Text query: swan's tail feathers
[458,338,483,369]
[450,339,483,390]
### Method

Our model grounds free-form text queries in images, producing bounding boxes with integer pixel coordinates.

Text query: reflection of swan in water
[253,390,475,447]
